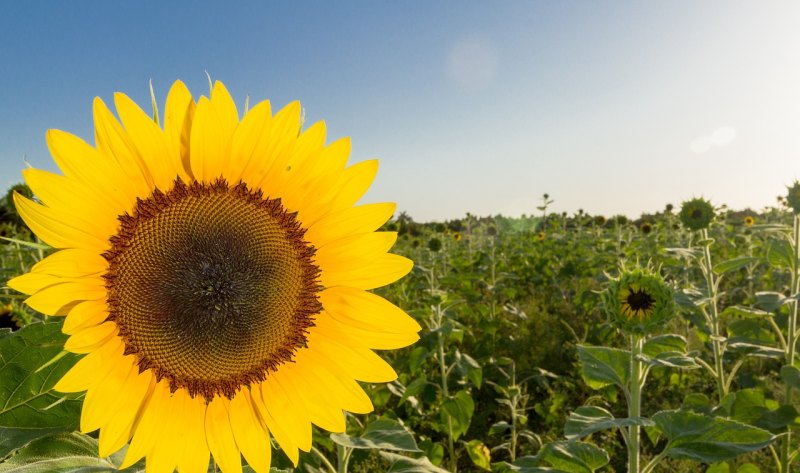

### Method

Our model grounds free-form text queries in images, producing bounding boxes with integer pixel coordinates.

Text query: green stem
[312,446,337,473]
[701,228,727,401]
[781,214,800,473]
[336,444,350,473]
[629,334,643,473]
[438,323,457,472]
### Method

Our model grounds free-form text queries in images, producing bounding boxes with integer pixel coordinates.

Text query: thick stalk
[628,335,643,473]
[336,444,350,473]
[438,324,457,472]
[701,228,726,401]
[781,214,800,473]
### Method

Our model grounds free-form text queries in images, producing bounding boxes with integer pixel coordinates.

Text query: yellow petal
[144,391,183,473]
[177,391,211,473]
[7,273,61,296]
[319,286,421,334]
[230,389,272,473]
[260,376,312,453]
[93,97,154,194]
[163,80,195,180]
[315,232,397,271]
[13,194,109,251]
[226,100,272,184]
[320,253,413,290]
[205,396,243,473]
[304,202,396,248]
[209,81,240,179]
[252,382,299,465]
[45,129,138,211]
[30,248,108,277]
[298,348,373,414]
[114,92,177,191]
[278,363,345,433]
[54,336,123,393]
[308,328,397,383]
[63,299,109,334]
[22,168,119,237]
[97,367,154,457]
[298,159,379,226]
[81,353,135,433]
[121,381,172,469]
[24,281,106,316]
[318,312,419,350]
[249,101,302,190]
[64,322,117,354]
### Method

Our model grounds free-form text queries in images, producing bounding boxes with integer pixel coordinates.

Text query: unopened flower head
[602,266,675,334]
[679,198,715,231]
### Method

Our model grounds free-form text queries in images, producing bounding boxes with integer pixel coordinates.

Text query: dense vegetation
[2,186,800,473]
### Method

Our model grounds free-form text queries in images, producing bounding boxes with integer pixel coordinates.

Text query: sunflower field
[0,73,796,473]
[4,176,800,473]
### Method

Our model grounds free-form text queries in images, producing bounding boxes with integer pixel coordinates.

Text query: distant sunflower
[453,232,462,241]
[9,81,419,472]
[679,198,715,230]
[602,266,674,334]
[537,231,546,241]
[639,222,653,235]
[744,216,755,227]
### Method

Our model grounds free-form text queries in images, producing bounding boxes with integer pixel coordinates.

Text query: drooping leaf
[330,419,421,452]
[380,451,450,473]
[766,239,795,271]
[576,345,629,390]
[0,322,81,459]
[465,439,491,471]
[721,306,772,319]
[0,432,143,472]
[713,257,761,276]
[652,409,774,463]
[564,406,654,440]
[532,441,610,473]
[440,390,474,440]
[643,334,687,358]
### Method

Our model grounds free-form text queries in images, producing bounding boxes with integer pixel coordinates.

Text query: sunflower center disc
[104,179,321,400]
[626,288,655,314]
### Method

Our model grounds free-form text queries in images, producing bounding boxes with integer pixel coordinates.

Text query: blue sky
[2,1,799,221]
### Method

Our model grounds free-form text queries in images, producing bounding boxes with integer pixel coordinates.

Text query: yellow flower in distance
[8,81,419,473]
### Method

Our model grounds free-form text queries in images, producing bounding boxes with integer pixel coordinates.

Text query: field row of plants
[3,184,800,472]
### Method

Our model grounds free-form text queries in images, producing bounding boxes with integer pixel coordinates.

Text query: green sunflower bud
[786,181,800,214]
[679,198,715,230]
[427,237,442,252]
[602,266,675,335]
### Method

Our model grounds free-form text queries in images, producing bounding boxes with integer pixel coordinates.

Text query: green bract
[602,267,675,334]
[679,198,715,230]
[786,181,800,214]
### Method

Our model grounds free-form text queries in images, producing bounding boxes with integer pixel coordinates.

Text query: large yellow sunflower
[8,80,419,472]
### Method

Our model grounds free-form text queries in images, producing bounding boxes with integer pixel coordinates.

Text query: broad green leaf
[454,351,482,388]
[643,334,687,358]
[576,345,629,390]
[767,239,795,271]
[440,390,474,440]
[721,306,771,319]
[713,257,760,276]
[534,441,609,473]
[755,292,789,312]
[330,419,421,452]
[465,439,491,471]
[564,406,654,440]
[640,352,699,370]
[718,388,798,433]
[652,409,774,462]
[782,366,800,390]
[0,322,80,459]
[0,432,142,472]
[380,451,450,473]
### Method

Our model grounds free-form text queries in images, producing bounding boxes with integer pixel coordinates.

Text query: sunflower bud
[786,181,800,214]
[427,238,442,252]
[679,198,715,231]
[602,266,675,334]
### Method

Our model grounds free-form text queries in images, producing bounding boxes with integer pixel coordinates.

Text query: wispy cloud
[690,126,737,154]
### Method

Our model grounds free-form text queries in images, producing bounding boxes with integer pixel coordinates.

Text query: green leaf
[440,390,474,440]
[643,334,687,358]
[465,439,491,471]
[534,441,609,473]
[0,322,81,459]
[380,451,450,473]
[454,351,482,388]
[640,352,699,370]
[652,409,774,463]
[721,306,772,319]
[767,239,795,270]
[0,432,141,472]
[576,345,630,390]
[563,406,654,440]
[330,419,421,452]
[714,257,760,276]
[719,388,798,433]
[782,366,800,390]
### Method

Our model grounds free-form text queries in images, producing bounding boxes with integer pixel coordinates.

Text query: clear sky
[2,1,799,221]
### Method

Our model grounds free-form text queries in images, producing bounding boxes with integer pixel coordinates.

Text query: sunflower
[679,198,715,230]
[601,266,674,334]
[453,232,462,241]
[744,215,755,227]
[8,80,419,473]
[537,231,545,241]
[639,222,653,235]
